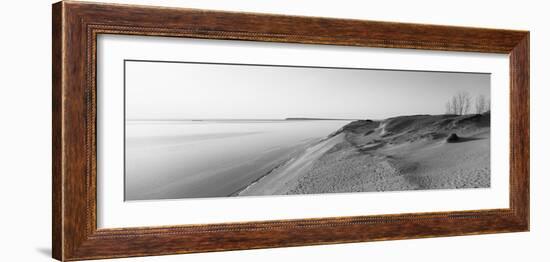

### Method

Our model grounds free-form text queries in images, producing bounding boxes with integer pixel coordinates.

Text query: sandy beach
[238,112,490,196]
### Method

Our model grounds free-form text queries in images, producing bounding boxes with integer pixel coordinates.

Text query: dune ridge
[238,112,491,196]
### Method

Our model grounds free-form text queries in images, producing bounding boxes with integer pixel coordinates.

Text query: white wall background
[0,0,546,261]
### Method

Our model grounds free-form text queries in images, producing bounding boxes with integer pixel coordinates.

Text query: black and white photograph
[124,61,491,200]
[2,0,544,261]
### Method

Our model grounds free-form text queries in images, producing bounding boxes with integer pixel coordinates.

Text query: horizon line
[125,112,487,122]
[126,117,363,121]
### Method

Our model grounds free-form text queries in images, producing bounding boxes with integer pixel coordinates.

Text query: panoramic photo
[124,60,491,201]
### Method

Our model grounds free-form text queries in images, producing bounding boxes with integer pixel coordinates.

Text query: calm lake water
[125,120,351,200]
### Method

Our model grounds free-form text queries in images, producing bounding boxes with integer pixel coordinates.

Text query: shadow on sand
[446,136,485,143]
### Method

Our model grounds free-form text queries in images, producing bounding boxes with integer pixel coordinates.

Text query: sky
[125,60,490,120]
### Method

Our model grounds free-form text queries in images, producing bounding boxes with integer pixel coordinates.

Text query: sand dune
[239,112,490,196]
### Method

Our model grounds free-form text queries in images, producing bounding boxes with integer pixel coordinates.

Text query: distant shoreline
[284,117,360,121]
[126,118,359,122]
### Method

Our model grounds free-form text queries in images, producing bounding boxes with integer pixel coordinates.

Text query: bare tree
[476,95,487,114]
[445,91,472,115]
[464,92,472,115]
[475,95,489,114]
[451,96,459,115]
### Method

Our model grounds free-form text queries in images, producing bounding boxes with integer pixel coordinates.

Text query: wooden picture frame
[52,1,529,261]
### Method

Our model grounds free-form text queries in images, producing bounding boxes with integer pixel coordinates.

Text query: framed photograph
[52,1,529,261]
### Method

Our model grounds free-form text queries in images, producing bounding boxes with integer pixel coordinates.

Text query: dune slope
[238,112,490,196]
